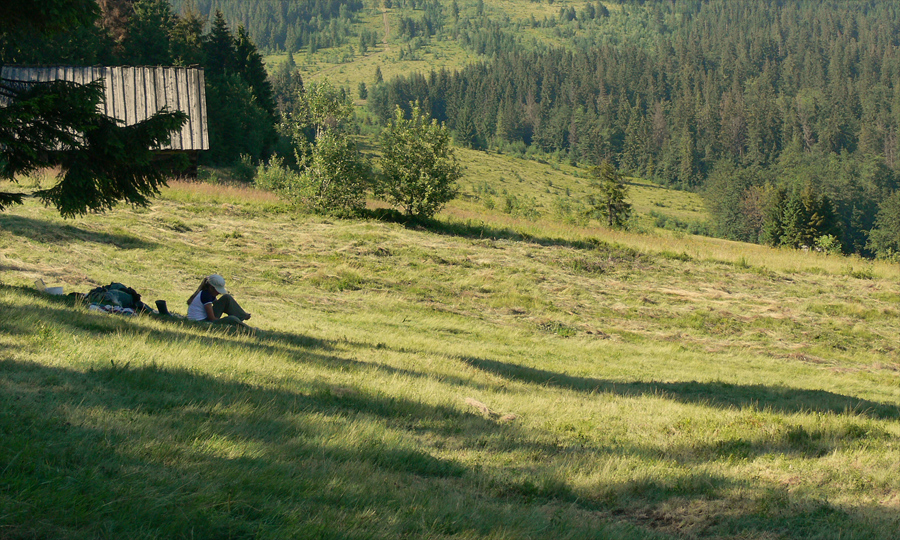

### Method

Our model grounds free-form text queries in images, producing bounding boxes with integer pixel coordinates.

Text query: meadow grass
[452,147,709,229]
[0,177,898,539]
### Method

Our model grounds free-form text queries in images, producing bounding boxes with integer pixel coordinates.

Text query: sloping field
[1,180,898,539]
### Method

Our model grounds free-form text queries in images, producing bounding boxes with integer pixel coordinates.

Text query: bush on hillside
[376,103,461,219]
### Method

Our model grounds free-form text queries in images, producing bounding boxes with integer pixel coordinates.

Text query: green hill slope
[255,0,900,259]
[261,0,595,89]
[1,178,898,538]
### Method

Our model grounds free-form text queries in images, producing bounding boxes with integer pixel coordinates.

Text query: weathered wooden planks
[1,65,209,151]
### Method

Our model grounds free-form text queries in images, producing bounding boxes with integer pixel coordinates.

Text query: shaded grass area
[2,285,898,539]
[0,288,646,539]
[461,356,900,422]
[0,214,155,249]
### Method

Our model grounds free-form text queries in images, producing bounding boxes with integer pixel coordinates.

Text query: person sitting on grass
[186,274,252,329]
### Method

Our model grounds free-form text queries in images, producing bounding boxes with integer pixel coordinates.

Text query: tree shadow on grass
[3,356,897,540]
[0,355,705,539]
[362,208,647,259]
[0,214,155,249]
[4,286,899,538]
[0,358,474,539]
[460,356,900,421]
[0,285,491,398]
[0,334,779,539]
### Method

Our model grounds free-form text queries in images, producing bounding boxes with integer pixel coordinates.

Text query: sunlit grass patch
[1,168,898,538]
[162,179,288,207]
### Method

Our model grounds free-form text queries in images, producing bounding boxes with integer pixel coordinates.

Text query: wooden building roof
[1,65,209,152]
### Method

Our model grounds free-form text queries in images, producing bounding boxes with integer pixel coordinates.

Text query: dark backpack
[85,282,146,311]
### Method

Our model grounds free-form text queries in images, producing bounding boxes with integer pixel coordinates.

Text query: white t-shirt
[187,290,215,321]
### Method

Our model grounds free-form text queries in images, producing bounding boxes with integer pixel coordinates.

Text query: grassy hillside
[1,174,898,538]
[450,147,709,231]
[263,0,601,91]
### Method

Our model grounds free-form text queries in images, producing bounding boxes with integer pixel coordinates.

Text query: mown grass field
[1,169,898,539]
[450,147,709,230]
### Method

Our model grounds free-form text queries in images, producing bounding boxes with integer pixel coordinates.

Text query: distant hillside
[168,0,365,51]
[259,0,900,259]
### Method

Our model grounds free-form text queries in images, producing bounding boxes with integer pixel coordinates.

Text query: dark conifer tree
[170,4,205,66]
[586,160,631,229]
[272,53,305,116]
[0,0,187,216]
[235,25,277,120]
[204,11,236,76]
[123,0,174,65]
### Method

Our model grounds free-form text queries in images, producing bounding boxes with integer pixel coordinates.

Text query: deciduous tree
[275,80,369,214]
[377,103,461,218]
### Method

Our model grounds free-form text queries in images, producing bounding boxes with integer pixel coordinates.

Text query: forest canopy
[369,0,900,256]
[167,0,364,52]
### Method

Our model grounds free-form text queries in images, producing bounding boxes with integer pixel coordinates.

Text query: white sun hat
[208,274,228,295]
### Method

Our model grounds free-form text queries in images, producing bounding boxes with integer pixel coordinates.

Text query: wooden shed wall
[1,66,209,151]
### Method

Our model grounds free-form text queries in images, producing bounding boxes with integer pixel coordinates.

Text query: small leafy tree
[585,160,631,229]
[294,80,355,141]
[377,104,461,219]
[296,130,369,213]
[815,234,841,255]
[275,79,369,214]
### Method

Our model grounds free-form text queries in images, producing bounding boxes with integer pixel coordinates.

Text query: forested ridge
[168,0,364,52]
[368,0,900,256]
